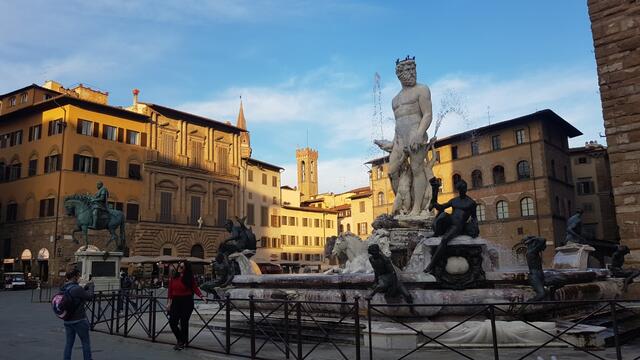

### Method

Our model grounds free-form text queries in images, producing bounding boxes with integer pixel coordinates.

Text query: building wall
[570,144,619,243]
[588,0,640,263]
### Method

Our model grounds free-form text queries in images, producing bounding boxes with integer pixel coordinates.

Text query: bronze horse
[64,194,126,251]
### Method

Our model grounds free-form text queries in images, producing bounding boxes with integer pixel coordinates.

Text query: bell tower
[296,147,318,200]
[237,98,252,159]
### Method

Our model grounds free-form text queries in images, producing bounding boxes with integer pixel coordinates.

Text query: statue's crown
[396,55,415,65]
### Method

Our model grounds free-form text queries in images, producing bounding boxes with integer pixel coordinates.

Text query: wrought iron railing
[81,291,639,360]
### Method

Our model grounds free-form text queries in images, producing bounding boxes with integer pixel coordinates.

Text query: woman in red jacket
[167,260,207,350]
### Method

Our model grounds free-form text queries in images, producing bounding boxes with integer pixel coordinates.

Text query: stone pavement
[1,289,639,359]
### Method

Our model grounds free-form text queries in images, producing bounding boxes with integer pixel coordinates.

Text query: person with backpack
[167,261,207,350]
[59,268,94,360]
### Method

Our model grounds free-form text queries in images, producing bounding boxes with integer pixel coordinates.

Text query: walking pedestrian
[167,261,207,350]
[61,268,94,360]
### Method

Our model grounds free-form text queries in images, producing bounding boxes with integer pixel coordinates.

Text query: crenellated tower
[296,147,318,200]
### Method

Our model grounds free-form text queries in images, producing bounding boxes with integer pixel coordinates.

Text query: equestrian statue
[64,180,126,251]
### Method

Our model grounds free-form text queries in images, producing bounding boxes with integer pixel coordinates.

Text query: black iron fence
[79,292,638,360]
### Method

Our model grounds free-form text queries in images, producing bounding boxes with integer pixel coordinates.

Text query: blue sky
[0,1,603,192]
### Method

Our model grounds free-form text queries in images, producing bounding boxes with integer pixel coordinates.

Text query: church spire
[236,96,247,130]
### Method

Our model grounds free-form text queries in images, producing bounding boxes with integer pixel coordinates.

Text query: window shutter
[39,200,46,217]
[102,124,108,139]
[48,122,52,136]
[47,199,55,216]
[28,127,33,141]
[93,122,99,137]
[73,154,79,171]
[44,157,50,173]
[141,133,147,147]
[56,155,61,171]
[76,121,82,134]
[92,157,99,174]
[117,128,124,142]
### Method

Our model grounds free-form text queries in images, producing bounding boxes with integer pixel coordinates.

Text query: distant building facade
[367,110,582,264]
[569,142,618,243]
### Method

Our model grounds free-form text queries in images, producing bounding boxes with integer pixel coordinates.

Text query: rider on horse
[91,181,109,229]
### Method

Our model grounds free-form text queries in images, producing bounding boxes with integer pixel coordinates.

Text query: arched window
[452,174,462,187]
[377,192,385,206]
[517,161,530,180]
[492,166,505,184]
[471,170,483,188]
[496,200,509,219]
[376,167,383,180]
[476,203,486,221]
[300,161,306,182]
[310,161,315,181]
[520,197,535,216]
[190,244,205,274]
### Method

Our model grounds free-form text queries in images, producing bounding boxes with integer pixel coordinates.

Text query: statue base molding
[74,246,123,291]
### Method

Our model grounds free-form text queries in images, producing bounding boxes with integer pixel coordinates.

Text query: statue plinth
[74,246,123,291]
[553,242,595,270]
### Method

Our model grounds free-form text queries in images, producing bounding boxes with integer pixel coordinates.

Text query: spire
[236,96,247,130]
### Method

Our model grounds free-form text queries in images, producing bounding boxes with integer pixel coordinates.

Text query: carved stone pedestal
[553,242,595,270]
[74,246,122,291]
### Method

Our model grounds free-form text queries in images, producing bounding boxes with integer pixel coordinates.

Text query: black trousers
[169,296,194,344]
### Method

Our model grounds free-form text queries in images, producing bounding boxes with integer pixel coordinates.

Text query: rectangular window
[217,199,228,226]
[435,151,440,163]
[281,216,287,226]
[48,119,64,136]
[471,141,479,156]
[289,216,295,226]
[491,135,501,151]
[359,201,365,213]
[73,154,98,174]
[160,133,176,161]
[39,198,55,217]
[190,196,201,225]
[77,120,94,136]
[261,206,269,226]
[160,192,172,222]
[28,125,42,141]
[0,134,8,148]
[248,170,253,182]
[190,141,203,167]
[515,129,526,144]
[8,163,21,180]
[103,125,118,141]
[162,248,172,256]
[6,203,18,222]
[20,92,28,103]
[262,173,267,185]
[44,154,61,173]
[451,146,458,160]
[314,237,321,247]
[271,215,279,227]
[10,130,22,146]
[104,159,118,177]
[272,176,277,187]
[577,179,595,195]
[9,97,16,107]
[108,201,124,211]
[126,203,139,221]
[247,203,255,225]
[357,222,368,235]
[302,218,308,227]
[314,218,320,227]
[128,163,141,180]
[28,159,37,177]
[126,130,140,145]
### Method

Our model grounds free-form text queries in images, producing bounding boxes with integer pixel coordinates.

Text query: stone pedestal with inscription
[74,245,122,291]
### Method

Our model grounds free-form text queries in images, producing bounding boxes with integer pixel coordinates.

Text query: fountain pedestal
[419,236,489,289]
[553,242,595,270]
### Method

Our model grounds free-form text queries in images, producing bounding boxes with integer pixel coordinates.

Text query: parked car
[3,272,27,290]
[257,263,283,274]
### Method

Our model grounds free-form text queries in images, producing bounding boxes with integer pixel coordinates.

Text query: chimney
[133,88,140,105]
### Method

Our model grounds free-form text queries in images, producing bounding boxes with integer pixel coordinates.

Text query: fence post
[116,291,121,334]
[148,295,153,339]
[110,292,116,335]
[225,294,231,354]
[610,301,622,360]
[284,300,290,359]
[354,296,361,360]
[91,295,97,330]
[297,302,303,360]
[151,298,157,342]
[367,298,373,360]
[489,305,499,360]
[123,293,130,337]
[249,295,256,359]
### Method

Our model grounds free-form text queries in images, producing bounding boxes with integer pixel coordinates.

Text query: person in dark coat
[61,268,94,360]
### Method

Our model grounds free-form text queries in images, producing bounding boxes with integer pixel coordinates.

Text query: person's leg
[63,322,76,360]
[180,299,194,346]
[168,301,182,345]
[74,319,93,360]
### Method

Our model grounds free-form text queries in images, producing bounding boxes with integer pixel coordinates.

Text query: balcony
[145,150,239,177]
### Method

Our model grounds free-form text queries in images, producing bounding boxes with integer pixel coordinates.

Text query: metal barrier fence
[83,292,638,360]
